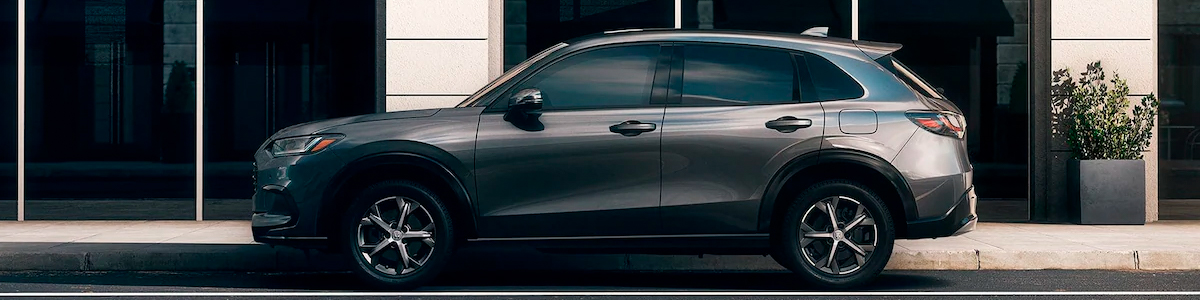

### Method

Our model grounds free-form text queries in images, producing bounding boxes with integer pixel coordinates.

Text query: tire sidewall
[775,180,895,288]
[340,180,456,289]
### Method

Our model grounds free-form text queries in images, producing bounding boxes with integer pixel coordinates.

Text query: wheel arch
[319,146,477,245]
[758,149,918,238]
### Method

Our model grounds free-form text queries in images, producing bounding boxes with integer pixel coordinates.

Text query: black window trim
[666,42,807,107]
[484,42,669,113]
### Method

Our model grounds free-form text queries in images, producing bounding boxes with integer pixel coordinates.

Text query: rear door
[658,44,826,234]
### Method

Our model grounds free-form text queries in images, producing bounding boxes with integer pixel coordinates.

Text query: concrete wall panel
[386,95,468,111]
[1050,40,1156,95]
[386,40,490,95]
[1052,0,1155,39]
[387,0,488,39]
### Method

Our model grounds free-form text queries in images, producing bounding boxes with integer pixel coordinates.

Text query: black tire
[772,180,895,289]
[341,180,455,290]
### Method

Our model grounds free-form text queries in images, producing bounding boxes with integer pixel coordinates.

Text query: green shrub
[1052,61,1159,160]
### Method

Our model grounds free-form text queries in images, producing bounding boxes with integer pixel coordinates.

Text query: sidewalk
[1,221,1199,272]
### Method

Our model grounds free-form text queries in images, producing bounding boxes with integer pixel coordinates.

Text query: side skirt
[465,233,772,255]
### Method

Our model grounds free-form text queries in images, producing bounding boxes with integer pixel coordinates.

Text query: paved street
[2,270,1200,299]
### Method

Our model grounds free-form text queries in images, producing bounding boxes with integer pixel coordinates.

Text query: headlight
[269,134,342,157]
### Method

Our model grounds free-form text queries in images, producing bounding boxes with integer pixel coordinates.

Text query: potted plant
[1052,61,1159,225]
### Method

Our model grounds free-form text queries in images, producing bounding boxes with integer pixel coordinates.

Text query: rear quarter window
[801,53,866,102]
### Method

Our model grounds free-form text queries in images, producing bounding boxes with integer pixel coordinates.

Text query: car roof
[561,28,902,59]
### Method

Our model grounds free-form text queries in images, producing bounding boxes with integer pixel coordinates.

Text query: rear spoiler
[853,40,903,60]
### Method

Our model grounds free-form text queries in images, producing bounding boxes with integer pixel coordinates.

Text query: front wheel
[341,180,455,289]
[772,180,895,289]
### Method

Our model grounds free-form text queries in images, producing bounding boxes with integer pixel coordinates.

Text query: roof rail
[603,28,645,34]
[800,27,829,38]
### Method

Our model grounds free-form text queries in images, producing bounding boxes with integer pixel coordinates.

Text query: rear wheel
[341,180,455,289]
[772,180,895,289]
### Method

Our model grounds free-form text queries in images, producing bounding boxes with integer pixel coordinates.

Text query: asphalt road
[2,270,1200,299]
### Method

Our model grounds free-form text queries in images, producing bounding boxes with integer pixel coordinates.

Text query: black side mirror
[505,88,544,123]
[510,88,543,111]
[935,87,946,95]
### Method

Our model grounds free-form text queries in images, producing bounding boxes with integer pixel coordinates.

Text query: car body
[251,29,977,289]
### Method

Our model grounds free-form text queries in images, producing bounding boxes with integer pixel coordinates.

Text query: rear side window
[679,45,797,106]
[802,53,865,102]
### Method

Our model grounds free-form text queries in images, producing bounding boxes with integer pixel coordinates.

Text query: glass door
[1,0,15,220]
[202,0,376,219]
[23,0,197,220]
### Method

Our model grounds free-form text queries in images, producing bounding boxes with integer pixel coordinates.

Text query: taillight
[906,111,965,139]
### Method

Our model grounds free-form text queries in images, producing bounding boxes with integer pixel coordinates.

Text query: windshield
[456,42,569,107]
[877,55,945,100]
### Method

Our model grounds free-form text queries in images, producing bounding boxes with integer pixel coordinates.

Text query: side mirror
[935,87,946,95]
[505,88,543,123]
[510,88,543,111]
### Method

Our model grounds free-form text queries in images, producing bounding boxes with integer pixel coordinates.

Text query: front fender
[320,147,476,239]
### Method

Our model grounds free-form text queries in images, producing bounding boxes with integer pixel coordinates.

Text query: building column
[385,0,492,112]
[1046,0,1159,222]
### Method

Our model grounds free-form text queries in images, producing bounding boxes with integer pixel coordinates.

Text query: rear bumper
[903,186,977,239]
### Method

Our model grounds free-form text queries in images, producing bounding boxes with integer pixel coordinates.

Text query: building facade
[0,0,1194,222]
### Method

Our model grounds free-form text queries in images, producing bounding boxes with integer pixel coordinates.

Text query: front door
[474,44,668,238]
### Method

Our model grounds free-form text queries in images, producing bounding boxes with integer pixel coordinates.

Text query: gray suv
[251,29,977,289]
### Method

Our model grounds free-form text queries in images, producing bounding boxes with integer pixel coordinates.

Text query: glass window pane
[24,0,196,220]
[518,45,658,109]
[505,0,674,70]
[681,0,852,38]
[202,0,377,219]
[804,53,865,101]
[1158,0,1200,219]
[680,45,794,106]
[1,1,14,220]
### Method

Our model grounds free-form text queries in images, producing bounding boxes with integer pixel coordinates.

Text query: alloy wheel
[798,195,878,275]
[356,196,437,276]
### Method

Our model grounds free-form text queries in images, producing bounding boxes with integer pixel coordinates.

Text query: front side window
[515,45,660,110]
[680,45,796,106]
[461,42,568,108]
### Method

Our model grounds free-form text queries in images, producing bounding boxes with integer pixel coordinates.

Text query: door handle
[766,116,813,133]
[609,120,657,136]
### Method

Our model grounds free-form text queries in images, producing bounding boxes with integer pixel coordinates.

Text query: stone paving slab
[0,221,1197,272]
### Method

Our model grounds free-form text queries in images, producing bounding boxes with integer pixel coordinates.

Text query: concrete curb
[3,245,1200,272]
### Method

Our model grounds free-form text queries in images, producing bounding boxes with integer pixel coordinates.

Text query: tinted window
[516,45,659,109]
[681,45,796,106]
[804,54,865,101]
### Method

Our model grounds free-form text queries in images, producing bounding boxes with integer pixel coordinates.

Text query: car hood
[270,108,442,138]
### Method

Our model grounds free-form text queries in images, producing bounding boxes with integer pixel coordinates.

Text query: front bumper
[249,150,341,249]
[903,186,977,239]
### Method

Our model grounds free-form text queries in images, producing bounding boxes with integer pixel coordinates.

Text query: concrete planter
[1068,159,1146,225]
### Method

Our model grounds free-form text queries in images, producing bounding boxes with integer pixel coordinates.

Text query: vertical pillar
[1029,0,1054,222]
[16,0,24,221]
[195,0,204,221]
[675,0,682,29]
[1037,0,1159,222]
[851,0,858,40]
